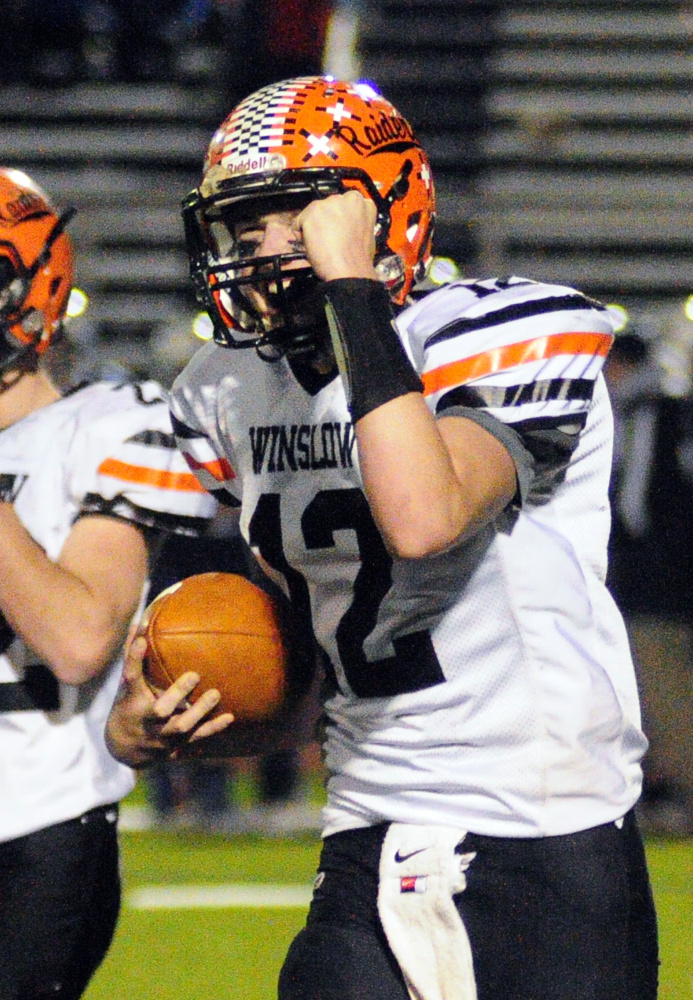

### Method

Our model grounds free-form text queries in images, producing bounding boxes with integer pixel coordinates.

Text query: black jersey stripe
[0,473,27,503]
[436,377,595,413]
[126,429,178,448]
[210,487,241,508]
[509,412,588,435]
[0,665,60,712]
[454,278,535,301]
[77,493,210,535]
[170,412,200,440]
[424,294,608,349]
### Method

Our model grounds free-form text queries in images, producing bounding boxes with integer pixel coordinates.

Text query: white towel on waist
[377,823,477,1000]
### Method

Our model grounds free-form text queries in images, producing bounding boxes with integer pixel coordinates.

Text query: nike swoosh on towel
[394,848,428,863]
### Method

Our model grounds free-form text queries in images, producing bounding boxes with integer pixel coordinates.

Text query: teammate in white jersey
[107,79,659,999]
[0,168,219,1000]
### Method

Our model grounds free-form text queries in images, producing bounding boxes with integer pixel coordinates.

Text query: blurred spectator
[0,0,223,84]
[0,0,86,84]
[84,0,211,82]
[225,0,333,100]
[1,0,334,88]
[605,331,693,834]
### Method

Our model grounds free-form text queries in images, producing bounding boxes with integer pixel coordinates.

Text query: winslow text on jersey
[249,421,356,475]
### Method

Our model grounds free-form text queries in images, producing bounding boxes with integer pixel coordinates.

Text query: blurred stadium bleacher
[3,0,693,383]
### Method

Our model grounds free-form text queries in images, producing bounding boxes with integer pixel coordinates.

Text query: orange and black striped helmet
[0,168,75,373]
[183,76,436,358]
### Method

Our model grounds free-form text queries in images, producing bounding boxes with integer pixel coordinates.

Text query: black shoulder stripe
[437,378,595,413]
[170,412,200,440]
[0,473,28,503]
[458,278,534,300]
[111,381,167,406]
[210,487,241,509]
[126,430,177,448]
[494,278,535,290]
[425,293,607,349]
[509,413,587,436]
[76,493,210,535]
[63,380,92,397]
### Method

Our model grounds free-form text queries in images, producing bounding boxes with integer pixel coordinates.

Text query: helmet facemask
[184,165,409,362]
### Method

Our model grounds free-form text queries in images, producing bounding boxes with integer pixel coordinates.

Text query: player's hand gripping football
[105,635,234,768]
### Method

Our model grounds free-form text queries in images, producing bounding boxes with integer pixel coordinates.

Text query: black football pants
[279,810,659,1000]
[0,804,121,1000]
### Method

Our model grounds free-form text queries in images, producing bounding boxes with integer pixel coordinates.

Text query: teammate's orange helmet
[0,168,75,373]
[183,76,436,358]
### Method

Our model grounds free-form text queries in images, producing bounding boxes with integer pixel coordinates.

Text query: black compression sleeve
[323,278,423,422]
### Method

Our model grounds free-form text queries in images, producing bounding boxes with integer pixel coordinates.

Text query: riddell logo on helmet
[336,112,418,157]
[223,153,287,175]
[0,191,49,226]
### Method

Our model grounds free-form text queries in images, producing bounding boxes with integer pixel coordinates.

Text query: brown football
[139,572,313,756]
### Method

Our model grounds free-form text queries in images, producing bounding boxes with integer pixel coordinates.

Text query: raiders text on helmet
[183,76,436,359]
[0,168,75,374]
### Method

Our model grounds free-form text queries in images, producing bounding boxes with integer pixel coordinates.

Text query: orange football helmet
[183,76,436,358]
[0,168,75,373]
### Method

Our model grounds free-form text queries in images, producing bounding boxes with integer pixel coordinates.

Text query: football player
[0,168,223,1000]
[108,78,659,999]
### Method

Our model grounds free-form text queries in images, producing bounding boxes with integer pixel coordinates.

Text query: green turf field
[84,826,693,1000]
[645,839,693,999]
[86,830,319,1000]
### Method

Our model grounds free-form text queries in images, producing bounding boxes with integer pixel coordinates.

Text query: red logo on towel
[400,876,427,894]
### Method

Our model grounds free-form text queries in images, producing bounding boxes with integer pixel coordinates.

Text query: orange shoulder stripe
[98,458,208,492]
[421,331,613,396]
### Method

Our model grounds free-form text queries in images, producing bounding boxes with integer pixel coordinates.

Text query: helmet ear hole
[384,160,413,208]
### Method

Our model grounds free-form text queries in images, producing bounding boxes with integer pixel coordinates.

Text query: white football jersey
[171,278,647,839]
[0,380,217,842]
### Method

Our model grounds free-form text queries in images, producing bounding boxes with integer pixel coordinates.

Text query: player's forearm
[356,401,519,559]
[355,394,474,558]
[0,505,127,683]
[319,278,466,555]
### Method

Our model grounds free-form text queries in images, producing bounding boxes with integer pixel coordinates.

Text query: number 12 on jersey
[248,490,445,698]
